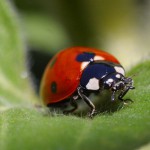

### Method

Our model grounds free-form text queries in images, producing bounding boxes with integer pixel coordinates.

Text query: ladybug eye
[124,77,133,84]
[105,78,114,88]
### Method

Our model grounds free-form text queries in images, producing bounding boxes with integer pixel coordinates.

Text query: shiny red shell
[40,47,120,105]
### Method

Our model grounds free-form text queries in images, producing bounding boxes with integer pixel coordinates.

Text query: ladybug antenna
[128,72,139,78]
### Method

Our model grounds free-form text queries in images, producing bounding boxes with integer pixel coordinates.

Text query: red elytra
[40,47,120,105]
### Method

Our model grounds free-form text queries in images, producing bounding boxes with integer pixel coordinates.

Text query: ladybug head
[102,73,134,92]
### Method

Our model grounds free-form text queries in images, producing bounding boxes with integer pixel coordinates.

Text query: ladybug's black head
[102,73,134,92]
[80,62,134,93]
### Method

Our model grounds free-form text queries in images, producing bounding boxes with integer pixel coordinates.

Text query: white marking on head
[114,66,125,75]
[86,78,99,90]
[94,56,105,61]
[116,74,121,78]
[81,62,90,70]
[106,78,114,87]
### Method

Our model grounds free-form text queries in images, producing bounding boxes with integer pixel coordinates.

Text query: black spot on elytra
[76,52,95,62]
[51,81,57,93]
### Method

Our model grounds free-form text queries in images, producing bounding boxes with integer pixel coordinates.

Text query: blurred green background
[0,0,150,150]
[14,0,150,62]
[13,0,150,91]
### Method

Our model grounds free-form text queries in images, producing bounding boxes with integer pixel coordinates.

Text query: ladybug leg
[118,86,135,104]
[111,91,116,101]
[77,87,96,118]
[63,96,78,115]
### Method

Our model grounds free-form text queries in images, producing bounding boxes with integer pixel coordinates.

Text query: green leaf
[0,0,36,109]
[22,13,70,53]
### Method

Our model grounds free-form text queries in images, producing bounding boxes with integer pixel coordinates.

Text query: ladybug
[40,47,135,117]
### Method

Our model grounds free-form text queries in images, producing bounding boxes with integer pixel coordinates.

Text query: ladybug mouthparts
[112,76,134,91]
